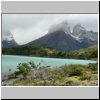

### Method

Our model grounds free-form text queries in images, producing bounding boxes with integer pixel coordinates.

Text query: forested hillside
[2,45,98,60]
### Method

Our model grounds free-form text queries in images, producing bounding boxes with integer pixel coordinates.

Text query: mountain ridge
[2,21,98,51]
[27,22,98,51]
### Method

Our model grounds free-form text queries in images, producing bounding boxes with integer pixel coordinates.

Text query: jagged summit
[74,24,85,30]
[72,24,98,43]
[2,20,98,50]
[72,24,86,37]
[27,21,98,51]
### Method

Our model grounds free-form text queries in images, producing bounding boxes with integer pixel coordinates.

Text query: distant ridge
[2,21,98,51]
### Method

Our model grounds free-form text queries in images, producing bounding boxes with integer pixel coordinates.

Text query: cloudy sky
[2,14,98,45]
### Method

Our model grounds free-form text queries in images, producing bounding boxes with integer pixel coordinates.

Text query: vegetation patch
[3,62,98,86]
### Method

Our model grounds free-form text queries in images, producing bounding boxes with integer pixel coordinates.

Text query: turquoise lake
[2,55,97,73]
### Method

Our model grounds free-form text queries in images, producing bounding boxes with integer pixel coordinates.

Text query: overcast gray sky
[2,14,98,45]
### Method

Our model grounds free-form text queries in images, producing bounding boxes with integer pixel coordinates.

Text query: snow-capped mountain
[72,24,98,42]
[27,21,98,51]
[72,24,86,37]
[2,21,98,51]
[2,32,18,48]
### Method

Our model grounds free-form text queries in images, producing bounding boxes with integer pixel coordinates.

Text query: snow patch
[70,34,81,42]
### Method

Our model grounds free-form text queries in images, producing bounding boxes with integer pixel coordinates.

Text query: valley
[2,20,98,86]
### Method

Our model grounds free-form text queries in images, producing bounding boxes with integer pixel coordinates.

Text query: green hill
[2,44,98,60]
[66,45,98,60]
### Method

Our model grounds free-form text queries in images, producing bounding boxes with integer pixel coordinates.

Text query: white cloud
[2,14,98,44]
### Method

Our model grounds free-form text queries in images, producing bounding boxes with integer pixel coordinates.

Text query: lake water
[2,55,97,73]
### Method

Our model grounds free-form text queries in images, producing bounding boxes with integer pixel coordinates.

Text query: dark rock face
[28,23,98,51]
[2,32,18,48]
[2,39,18,48]
[2,22,98,51]
[28,31,84,51]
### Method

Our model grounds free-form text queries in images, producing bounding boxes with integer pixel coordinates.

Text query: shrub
[81,71,92,80]
[67,65,83,76]
[87,63,98,71]
[16,63,32,79]
[65,76,81,86]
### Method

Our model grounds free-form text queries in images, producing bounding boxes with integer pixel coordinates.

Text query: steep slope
[72,24,98,46]
[48,21,71,34]
[2,21,98,51]
[2,33,18,48]
[28,22,98,51]
[28,30,83,51]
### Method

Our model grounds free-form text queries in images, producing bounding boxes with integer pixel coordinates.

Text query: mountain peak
[74,24,85,30]
[72,24,86,37]
[28,30,83,51]
[72,24,98,44]
[48,20,71,34]
[2,32,18,48]
[3,32,14,41]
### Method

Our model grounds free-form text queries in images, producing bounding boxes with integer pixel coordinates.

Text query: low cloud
[2,14,98,44]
